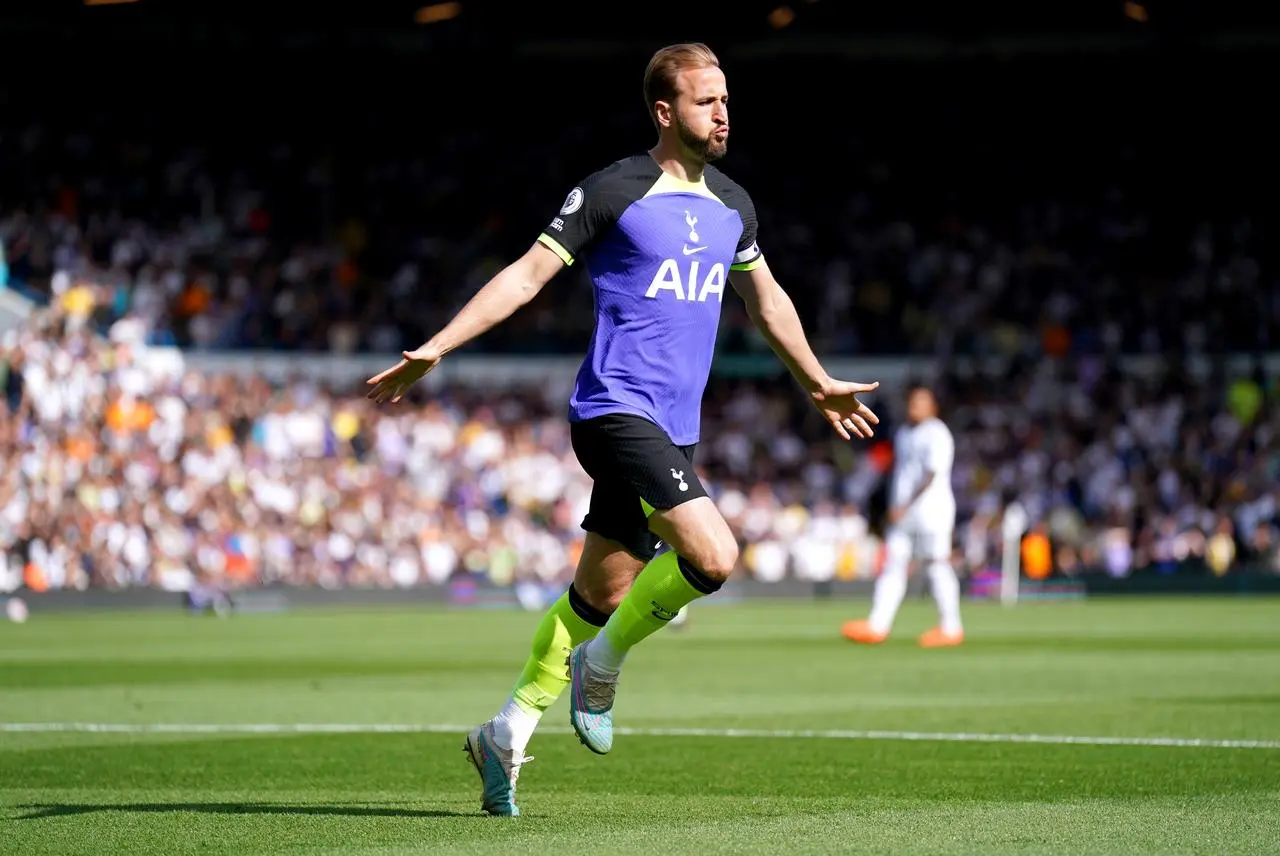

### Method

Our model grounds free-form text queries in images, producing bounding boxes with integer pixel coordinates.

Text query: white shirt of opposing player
[890,417,956,527]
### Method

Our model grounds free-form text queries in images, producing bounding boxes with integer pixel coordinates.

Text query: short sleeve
[537,171,616,266]
[924,424,954,473]
[728,189,763,272]
[705,167,765,272]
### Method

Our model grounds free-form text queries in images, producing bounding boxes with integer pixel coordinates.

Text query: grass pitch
[1,597,1277,855]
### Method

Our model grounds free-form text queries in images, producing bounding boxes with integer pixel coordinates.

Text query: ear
[654,100,674,129]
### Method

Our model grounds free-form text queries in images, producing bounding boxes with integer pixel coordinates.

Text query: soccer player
[841,384,963,648]
[366,42,881,816]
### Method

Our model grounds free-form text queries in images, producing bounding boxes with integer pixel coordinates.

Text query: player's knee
[885,534,913,566]
[927,560,954,580]
[651,497,739,581]
[695,532,739,582]
[572,542,644,616]
[572,575,627,615]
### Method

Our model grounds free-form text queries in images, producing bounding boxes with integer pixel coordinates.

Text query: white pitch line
[1,722,1277,750]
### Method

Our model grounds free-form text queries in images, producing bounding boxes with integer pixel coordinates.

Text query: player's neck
[648,144,705,184]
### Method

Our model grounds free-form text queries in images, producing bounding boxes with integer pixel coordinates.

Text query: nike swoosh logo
[682,245,708,255]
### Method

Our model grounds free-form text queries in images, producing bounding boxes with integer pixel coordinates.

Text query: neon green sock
[511,588,606,715]
[599,551,720,657]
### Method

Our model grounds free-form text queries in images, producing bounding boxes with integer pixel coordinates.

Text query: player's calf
[920,558,963,647]
[571,498,737,753]
[582,497,734,675]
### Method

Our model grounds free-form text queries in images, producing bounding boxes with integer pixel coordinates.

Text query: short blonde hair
[643,42,720,130]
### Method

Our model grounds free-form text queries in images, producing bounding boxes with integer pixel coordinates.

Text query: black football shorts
[569,413,708,561]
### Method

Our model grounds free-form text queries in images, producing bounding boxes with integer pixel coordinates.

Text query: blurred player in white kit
[842,384,964,648]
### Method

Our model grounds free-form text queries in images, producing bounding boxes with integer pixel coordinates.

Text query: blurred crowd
[2,139,1272,362]
[939,357,1280,579]
[1,51,1278,592]
[1,302,1277,594]
[0,304,875,592]
[1,51,1276,361]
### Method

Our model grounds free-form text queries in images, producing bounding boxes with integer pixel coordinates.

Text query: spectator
[1,299,1277,593]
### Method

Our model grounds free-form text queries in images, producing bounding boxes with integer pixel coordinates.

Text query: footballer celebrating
[367,42,881,816]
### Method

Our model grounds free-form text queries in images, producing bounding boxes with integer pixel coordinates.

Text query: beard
[675,115,727,163]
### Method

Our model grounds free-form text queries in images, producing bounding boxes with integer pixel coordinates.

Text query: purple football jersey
[538,155,763,445]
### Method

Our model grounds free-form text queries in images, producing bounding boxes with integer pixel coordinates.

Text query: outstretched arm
[730,259,880,440]
[419,242,564,359]
[368,165,626,404]
[729,257,832,395]
[366,242,564,403]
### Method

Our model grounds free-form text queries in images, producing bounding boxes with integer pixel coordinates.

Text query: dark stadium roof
[1,0,1276,72]
[3,0,1274,41]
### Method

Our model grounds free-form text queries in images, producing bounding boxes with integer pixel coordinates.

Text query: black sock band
[567,584,610,626]
[677,556,723,595]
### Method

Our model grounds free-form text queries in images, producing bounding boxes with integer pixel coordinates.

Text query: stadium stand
[2,297,1277,593]
[1,10,1278,593]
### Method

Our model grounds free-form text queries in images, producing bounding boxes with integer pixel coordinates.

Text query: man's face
[906,389,936,425]
[668,66,729,162]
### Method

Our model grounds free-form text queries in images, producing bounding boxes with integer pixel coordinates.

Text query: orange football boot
[841,619,888,644]
[917,627,964,648]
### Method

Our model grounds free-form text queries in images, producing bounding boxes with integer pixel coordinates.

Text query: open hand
[812,379,880,440]
[365,345,443,404]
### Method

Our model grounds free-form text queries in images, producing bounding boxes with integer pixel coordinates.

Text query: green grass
[1,597,1278,854]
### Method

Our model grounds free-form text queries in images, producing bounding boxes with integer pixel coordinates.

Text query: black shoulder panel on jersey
[705,166,763,270]
[538,155,662,265]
